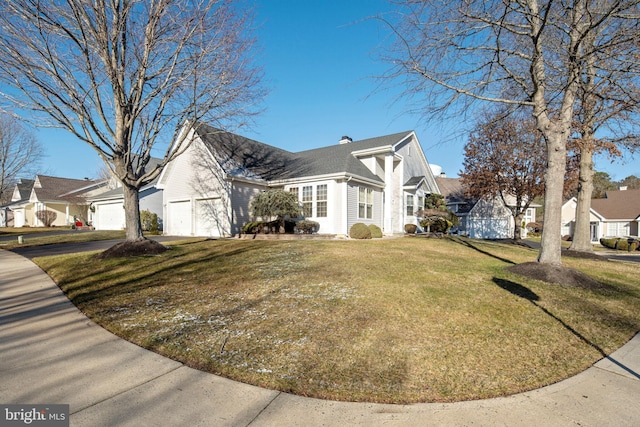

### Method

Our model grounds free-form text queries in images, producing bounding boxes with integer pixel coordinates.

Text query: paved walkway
[1,249,639,426]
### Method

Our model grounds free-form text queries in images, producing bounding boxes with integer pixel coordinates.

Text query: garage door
[168,201,192,236]
[469,218,511,239]
[96,202,124,230]
[195,198,225,237]
[13,210,24,228]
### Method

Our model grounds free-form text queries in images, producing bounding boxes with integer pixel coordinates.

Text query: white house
[6,175,107,227]
[87,159,164,231]
[157,123,440,237]
[561,188,640,241]
[436,176,538,239]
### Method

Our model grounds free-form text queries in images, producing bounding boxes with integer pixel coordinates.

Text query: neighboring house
[561,188,640,241]
[157,123,439,237]
[436,176,538,239]
[7,175,107,227]
[0,179,34,227]
[87,159,164,231]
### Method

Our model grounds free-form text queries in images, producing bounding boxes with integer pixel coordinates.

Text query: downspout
[229,176,235,237]
[344,176,352,235]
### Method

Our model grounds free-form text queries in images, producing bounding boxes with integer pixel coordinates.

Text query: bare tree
[0,0,264,245]
[568,17,639,252]
[460,110,546,240]
[379,0,640,265]
[0,114,43,204]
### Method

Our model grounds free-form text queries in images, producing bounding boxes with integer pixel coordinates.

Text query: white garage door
[168,201,192,236]
[14,210,25,228]
[195,198,225,237]
[469,218,512,239]
[96,202,124,230]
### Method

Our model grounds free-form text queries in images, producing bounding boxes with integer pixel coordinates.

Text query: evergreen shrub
[368,224,383,238]
[349,222,372,239]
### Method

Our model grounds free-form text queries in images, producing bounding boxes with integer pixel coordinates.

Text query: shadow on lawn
[449,237,517,265]
[493,277,640,380]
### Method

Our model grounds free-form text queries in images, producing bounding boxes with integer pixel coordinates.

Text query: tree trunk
[122,184,144,241]
[513,211,524,240]
[569,146,595,252]
[537,132,567,265]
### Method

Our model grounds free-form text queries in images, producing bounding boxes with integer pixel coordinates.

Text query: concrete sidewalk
[1,250,639,426]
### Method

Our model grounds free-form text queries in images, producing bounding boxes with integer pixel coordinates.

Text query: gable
[469,197,511,218]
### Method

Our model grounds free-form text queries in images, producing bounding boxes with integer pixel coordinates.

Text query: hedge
[600,237,640,251]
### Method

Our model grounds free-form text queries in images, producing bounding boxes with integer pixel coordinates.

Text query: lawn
[34,237,640,403]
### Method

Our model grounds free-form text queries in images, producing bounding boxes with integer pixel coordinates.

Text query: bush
[242,221,265,234]
[35,210,57,227]
[368,224,383,238]
[404,224,417,234]
[349,222,372,239]
[601,237,639,251]
[295,220,319,234]
[420,217,452,233]
[140,210,160,233]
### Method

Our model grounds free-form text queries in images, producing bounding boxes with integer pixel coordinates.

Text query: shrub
[368,224,383,238]
[420,217,452,233]
[600,237,639,251]
[349,222,372,239]
[36,209,57,227]
[295,220,319,234]
[140,210,160,233]
[404,224,417,234]
[242,221,265,234]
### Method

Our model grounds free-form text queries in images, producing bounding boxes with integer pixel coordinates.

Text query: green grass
[33,237,640,403]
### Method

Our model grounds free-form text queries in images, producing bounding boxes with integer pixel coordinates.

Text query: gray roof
[196,123,413,183]
[16,179,34,201]
[88,157,164,202]
[32,175,101,203]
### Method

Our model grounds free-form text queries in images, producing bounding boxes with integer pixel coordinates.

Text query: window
[358,187,373,219]
[406,194,414,216]
[316,184,327,217]
[418,195,424,211]
[302,186,313,217]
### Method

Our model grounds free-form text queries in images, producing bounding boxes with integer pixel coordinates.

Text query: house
[561,188,640,241]
[157,124,439,237]
[0,179,34,227]
[87,159,164,231]
[6,175,107,227]
[436,176,538,239]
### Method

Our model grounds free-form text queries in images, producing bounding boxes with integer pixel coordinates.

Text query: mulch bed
[506,262,609,290]
[94,239,168,259]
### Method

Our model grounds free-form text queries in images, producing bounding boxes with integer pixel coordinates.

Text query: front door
[590,222,598,242]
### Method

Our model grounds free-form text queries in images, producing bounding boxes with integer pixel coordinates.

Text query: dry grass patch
[35,237,640,403]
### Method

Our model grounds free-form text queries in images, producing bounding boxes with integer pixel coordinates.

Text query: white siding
[230,181,264,235]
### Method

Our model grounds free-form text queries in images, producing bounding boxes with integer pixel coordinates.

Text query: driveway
[8,235,189,259]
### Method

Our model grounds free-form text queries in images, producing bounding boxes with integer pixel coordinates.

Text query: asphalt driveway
[8,235,190,259]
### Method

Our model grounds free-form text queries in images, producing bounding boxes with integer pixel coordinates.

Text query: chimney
[440,172,447,178]
[339,136,352,144]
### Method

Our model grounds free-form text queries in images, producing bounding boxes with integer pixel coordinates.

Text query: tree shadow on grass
[449,237,518,265]
[493,277,640,380]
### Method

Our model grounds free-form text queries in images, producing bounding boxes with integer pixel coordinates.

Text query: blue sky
[38,0,638,182]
